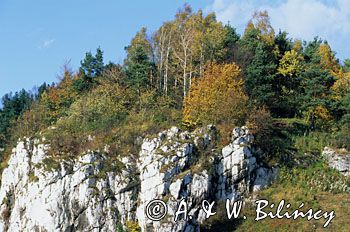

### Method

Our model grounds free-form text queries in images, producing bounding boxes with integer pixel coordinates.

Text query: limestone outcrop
[323,147,350,176]
[0,126,276,232]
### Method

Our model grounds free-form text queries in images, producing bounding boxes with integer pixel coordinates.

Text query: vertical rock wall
[0,126,276,232]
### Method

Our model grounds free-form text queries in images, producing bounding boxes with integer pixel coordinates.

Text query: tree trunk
[183,54,187,98]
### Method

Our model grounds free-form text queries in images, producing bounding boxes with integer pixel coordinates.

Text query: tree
[125,27,153,59]
[125,45,155,95]
[247,11,275,46]
[293,39,303,53]
[183,62,248,127]
[332,71,350,98]
[303,37,323,63]
[235,24,260,71]
[274,30,292,59]
[153,22,173,95]
[125,27,155,93]
[318,43,340,75]
[278,50,304,77]
[275,49,304,116]
[300,65,335,129]
[197,12,228,64]
[0,89,34,148]
[223,24,240,62]
[80,47,104,78]
[333,90,350,149]
[124,29,155,98]
[41,68,78,124]
[37,82,49,99]
[172,5,195,97]
[152,6,229,98]
[245,42,278,112]
[235,11,275,72]
[74,47,105,92]
[343,59,350,72]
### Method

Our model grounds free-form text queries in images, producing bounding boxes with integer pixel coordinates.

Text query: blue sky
[1,0,350,98]
[0,0,211,97]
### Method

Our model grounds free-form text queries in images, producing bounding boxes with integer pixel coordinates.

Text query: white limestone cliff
[0,126,276,232]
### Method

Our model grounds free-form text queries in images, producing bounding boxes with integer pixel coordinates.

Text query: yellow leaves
[313,105,332,121]
[126,27,152,58]
[183,62,248,127]
[332,70,350,98]
[293,40,303,53]
[126,221,141,232]
[278,50,304,77]
[318,43,340,75]
[245,11,275,45]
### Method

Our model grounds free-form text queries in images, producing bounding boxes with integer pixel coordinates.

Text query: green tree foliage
[36,82,49,99]
[124,28,156,94]
[303,37,323,63]
[125,46,155,94]
[0,90,34,148]
[74,47,105,92]
[334,91,350,149]
[235,26,261,70]
[300,65,335,129]
[2,5,350,168]
[125,27,152,58]
[223,24,240,62]
[274,30,293,59]
[245,42,279,111]
[275,49,304,116]
[343,59,350,72]
[294,39,338,128]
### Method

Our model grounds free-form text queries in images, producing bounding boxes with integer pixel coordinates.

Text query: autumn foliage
[183,62,248,127]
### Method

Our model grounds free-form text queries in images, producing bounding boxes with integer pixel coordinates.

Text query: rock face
[0,139,137,232]
[0,126,276,232]
[323,147,350,176]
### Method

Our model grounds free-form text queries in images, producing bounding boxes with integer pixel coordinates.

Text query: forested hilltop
[0,5,350,231]
[1,5,350,165]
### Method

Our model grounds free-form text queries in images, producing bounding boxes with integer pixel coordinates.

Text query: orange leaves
[183,62,248,127]
[40,70,78,122]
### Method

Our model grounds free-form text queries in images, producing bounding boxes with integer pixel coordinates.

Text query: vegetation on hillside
[1,6,350,165]
[1,5,350,231]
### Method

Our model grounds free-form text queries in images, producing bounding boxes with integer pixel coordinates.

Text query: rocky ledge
[0,126,277,232]
[323,147,350,176]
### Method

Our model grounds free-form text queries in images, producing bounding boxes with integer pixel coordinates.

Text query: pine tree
[125,45,154,95]
[245,42,278,111]
[74,47,105,92]
[223,24,240,62]
[300,65,335,128]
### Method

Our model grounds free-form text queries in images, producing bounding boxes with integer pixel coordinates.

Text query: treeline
[0,84,49,149]
[1,6,350,163]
